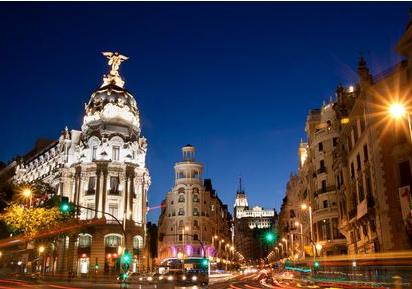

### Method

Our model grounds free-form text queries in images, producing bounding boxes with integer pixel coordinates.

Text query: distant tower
[234,178,249,219]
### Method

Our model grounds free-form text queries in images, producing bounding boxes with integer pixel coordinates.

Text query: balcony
[108,189,120,196]
[85,189,95,195]
[315,185,336,197]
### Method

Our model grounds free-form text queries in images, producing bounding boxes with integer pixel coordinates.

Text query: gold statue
[101,51,129,87]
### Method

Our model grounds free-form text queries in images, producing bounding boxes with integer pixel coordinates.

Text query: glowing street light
[388,102,412,144]
[38,246,45,254]
[389,103,406,119]
[22,188,32,207]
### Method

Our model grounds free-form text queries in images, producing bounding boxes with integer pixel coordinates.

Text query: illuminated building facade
[333,20,412,254]
[233,185,277,260]
[157,145,233,265]
[11,53,150,275]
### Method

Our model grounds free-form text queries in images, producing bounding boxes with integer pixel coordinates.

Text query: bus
[157,257,209,286]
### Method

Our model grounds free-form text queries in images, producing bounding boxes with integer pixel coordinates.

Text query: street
[0,272,388,289]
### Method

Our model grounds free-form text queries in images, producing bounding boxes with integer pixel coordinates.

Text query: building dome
[82,83,140,133]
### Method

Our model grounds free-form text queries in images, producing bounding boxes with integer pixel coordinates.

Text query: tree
[1,203,63,238]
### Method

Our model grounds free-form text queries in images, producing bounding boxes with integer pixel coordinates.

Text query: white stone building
[12,53,150,276]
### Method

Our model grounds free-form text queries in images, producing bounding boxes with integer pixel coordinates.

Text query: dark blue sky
[0,2,409,222]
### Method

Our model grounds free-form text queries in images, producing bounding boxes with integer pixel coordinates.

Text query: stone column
[102,166,108,218]
[95,167,101,219]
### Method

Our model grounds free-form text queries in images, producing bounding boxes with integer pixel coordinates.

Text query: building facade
[10,53,150,275]
[157,145,234,266]
[233,185,277,261]
[332,19,412,254]
[278,16,412,258]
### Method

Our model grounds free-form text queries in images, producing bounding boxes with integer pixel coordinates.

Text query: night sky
[0,2,409,222]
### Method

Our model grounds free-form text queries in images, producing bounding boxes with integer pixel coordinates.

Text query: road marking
[48,285,82,289]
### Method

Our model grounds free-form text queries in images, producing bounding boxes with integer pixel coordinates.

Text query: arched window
[193,220,199,229]
[193,194,199,203]
[133,235,144,249]
[178,194,185,203]
[193,234,199,241]
[193,207,200,216]
[78,234,92,248]
[104,234,122,247]
[179,220,184,227]
[178,208,185,216]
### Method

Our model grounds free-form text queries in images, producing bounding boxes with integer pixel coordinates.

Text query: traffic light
[264,231,276,243]
[121,249,132,264]
[313,261,320,269]
[201,258,209,268]
[59,197,71,213]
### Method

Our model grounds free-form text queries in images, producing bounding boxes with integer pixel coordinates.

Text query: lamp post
[38,246,45,275]
[278,243,284,258]
[315,243,323,257]
[282,238,288,258]
[295,221,305,259]
[22,188,32,207]
[388,103,412,144]
[301,203,315,258]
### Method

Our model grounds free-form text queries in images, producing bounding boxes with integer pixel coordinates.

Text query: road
[0,272,386,289]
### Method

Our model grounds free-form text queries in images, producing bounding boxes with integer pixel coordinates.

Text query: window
[318,142,323,152]
[350,162,355,178]
[289,210,295,218]
[193,220,199,229]
[178,220,184,227]
[399,161,412,187]
[193,234,199,241]
[178,208,185,216]
[179,234,183,241]
[105,235,121,247]
[357,154,361,171]
[193,194,199,203]
[109,176,119,195]
[92,146,97,160]
[133,236,144,249]
[86,203,95,219]
[108,203,118,220]
[321,180,327,192]
[178,194,185,203]
[79,234,92,248]
[177,171,184,179]
[323,200,328,208]
[363,144,369,161]
[112,146,120,161]
[87,177,96,195]
[333,137,338,147]
[193,207,200,216]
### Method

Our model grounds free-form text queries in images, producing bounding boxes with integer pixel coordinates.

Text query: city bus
[157,257,209,286]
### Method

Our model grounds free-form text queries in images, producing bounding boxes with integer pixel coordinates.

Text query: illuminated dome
[82,84,140,133]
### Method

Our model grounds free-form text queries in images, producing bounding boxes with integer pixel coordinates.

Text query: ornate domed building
[13,52,150,276]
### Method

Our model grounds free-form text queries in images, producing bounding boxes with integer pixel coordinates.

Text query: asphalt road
[0,274,264,289]
[0,273,364,289]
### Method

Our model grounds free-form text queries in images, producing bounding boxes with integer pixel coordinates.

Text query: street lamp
[295,221,305,259]
[38,246,45,254]
[315,243,323,257]
[282,238,288,257]
[388,102,412,144]
[22,188,32,207]
[278,242,284,257]
[301,203,315,258]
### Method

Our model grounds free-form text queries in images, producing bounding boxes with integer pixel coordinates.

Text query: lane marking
[48,285,82,289]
